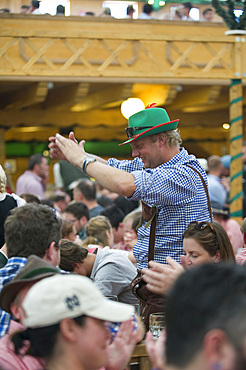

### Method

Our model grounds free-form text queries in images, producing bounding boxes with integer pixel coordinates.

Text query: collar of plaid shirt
[0,257,27,338]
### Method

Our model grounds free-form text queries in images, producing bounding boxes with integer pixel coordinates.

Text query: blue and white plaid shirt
[108,148,211,269]
[0,257,27,338]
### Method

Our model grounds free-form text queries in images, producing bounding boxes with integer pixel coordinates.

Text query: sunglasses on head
[189,221,214,232]
[125,126,152,138]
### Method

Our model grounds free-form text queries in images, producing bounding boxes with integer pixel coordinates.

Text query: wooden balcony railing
[1,14,246,81]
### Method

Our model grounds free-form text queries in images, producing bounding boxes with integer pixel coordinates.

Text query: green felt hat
[119,107,179,146]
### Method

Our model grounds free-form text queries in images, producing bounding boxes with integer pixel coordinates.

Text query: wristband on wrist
[82,156,96,173]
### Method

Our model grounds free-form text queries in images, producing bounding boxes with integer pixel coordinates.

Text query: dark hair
[20,193,41,204]
[75,179,96,201]
[143,3,153,14]
[31,0,40,9]
[100,204,125,230]
[41,199,54,208]
[183,2,192,10]
[202,7,213,16]
[52,194,66,203]
[182,221,235,262]
[21,4,30,9]
[64,202,90,221]
[56,4,65,14]
[166,263,246,367]
[60,239,88,272]
[4,204,61,259]
[28,154,44,170]
[12,315,86,359]
[114,196,139,216]
[127,5,134,15]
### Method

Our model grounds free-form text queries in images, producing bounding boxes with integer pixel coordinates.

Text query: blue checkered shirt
[108,148,211,269]
[0,257,27,338]
[107,314,137,342]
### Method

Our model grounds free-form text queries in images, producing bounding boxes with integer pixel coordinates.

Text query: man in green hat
[49,106,211,269]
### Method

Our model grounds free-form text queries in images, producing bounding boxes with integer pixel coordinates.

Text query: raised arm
[49,133,136,197]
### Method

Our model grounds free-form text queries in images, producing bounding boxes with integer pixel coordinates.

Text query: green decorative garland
[212,0,246,29]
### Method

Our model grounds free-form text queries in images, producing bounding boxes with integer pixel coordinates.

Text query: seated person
[101,205,126,249]
[81,215,114,252]
[0,255,60,370]
[212,201,243,254]
[122,210,141,251]
[63,202,90,241]
[142,220,235,295]
[147,263,246,370]
[61,219,82,245]
[236,216,246,265]
[0,255,139,370]
[12,274,136,370]
[60,239,138,304]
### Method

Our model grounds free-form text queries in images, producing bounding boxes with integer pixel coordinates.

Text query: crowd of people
[0,103,246,369]
[1,0,218,22]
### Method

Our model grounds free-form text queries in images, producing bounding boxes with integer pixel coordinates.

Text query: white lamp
[121,98,145,119]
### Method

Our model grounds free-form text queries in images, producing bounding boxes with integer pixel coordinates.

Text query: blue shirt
[207,174,226,208]
[108,148,211,269]
[0,257,27,338]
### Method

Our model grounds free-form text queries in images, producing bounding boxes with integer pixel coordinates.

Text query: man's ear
[158,133,166,147]
[203,329,236,370]
[73,262,81,273]
[10,302,21,320]
[60,318,80,342]
[44,241,57,264]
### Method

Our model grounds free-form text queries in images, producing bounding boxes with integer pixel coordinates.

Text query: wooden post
[229,79,243,223]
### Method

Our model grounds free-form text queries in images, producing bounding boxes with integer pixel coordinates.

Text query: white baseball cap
[23,274,134,328]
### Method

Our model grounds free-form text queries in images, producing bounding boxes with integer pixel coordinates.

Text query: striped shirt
[108,148,211,269]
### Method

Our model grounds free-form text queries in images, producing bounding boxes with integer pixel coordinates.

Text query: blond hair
[0,165,6,194]
[151,130,182,148]
[82,215,112,248]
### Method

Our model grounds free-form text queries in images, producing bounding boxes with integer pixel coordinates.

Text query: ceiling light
[222,123,230,130]
[121,98,145,119]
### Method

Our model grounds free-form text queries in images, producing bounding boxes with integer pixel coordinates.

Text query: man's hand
[141,258,184,295]
[106,319,136,370]
[49,132,83,161]
[145,330,166,370]
[49,133,86,168]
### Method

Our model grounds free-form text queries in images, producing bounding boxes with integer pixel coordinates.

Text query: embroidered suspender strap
[141,200,158,262]
[186,164,213,220]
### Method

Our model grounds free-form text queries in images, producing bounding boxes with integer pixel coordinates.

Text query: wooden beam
[169,86,222,110]
[43,83,90,110]
[0,108,127,127]
[70,84,133,112]
[0,82,48,110]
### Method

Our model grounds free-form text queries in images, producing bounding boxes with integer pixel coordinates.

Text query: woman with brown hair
[141,220,235,296]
